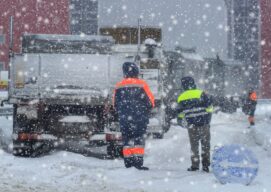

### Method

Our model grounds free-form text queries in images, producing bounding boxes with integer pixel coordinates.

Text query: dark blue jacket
[113,78,155,133]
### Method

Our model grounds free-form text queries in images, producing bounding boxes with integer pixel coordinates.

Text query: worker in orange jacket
[113,62,155,170]
[242,90,257,126]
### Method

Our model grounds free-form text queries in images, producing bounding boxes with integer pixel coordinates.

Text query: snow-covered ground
[0,104,271,192]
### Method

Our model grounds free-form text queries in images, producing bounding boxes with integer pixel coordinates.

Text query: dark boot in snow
[125,164,132,168]
[133,156,148,170]
[124,157,134,168]
[187,166,199,171]
[202,166,209,173]
[135,165,149,171]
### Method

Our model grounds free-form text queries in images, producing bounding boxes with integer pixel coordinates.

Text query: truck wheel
[12,141,33,157]
[13,148,32,157]
[12,106,33,157]
[13,141,52,157]
[107,143,123,159]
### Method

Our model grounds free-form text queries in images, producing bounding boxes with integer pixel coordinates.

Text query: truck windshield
[140,59,160,69]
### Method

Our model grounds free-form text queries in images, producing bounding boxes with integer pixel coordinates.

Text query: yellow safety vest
[177,89,213,119]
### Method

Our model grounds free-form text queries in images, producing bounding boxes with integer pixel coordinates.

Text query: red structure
[0,0,70,70]
[260,0,271,98]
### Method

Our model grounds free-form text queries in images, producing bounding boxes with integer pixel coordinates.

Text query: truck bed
[9,53,124,105]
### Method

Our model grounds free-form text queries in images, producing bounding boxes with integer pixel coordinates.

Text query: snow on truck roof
[23,34,115,42]
[22,34,115,54]
[181,52,204,62]
[112,44,145,53]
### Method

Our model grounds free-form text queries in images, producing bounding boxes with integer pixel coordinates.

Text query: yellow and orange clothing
[113,78,155,129]
[113,77,154,168]
[242,91,257,126]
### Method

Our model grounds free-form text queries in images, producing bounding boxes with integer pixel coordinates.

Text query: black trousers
[187,125,211,168]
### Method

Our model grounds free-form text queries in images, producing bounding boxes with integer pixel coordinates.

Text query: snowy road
[0,109,271,192]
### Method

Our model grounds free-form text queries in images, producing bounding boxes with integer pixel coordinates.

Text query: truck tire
[13,141,53,157]
[107,143,123,159]
[13,144,33,157]
[12,105,33,157]
[12,105,52,157]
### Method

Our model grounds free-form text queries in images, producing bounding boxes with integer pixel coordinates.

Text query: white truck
[8,34,169,157]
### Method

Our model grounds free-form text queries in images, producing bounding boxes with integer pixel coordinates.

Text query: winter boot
[133,156,148,170]
[187,166,199,171]
[135,165,149,171]
[202,166,209,173]
[124,157,134,168]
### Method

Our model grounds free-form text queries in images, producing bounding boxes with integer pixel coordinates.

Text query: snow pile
[250,100,271,157]
[144,38,158,46]
[251,126,271,157]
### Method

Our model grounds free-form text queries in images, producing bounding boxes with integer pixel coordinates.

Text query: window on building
[70,0,98,35]
[0,34,5,45]
[0,62,4,71]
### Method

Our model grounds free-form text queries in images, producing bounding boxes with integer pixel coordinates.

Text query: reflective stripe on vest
[185,111,208,118]
[206,106,214,113]
[183,107,206,113]
[179,108,212,119]
[178,113,185,119]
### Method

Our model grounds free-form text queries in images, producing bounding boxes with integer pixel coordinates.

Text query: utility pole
[9,16,14,58]
[8,16,14,98]
[135,18,141,65]
[137,18,141,55]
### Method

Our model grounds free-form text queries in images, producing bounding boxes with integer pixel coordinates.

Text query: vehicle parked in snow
[8,34,118,156]
[8,33,169,157]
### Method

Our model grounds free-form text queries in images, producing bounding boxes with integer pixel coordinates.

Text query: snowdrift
[251,126,271,157]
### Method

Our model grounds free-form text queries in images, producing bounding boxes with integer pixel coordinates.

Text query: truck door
[140,59,160,99]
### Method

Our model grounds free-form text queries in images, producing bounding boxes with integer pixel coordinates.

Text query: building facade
[69,0,98,35]
[225,0,271,98]
[224,0,260,91]
[0,0,70,70]
[260,0,271,98]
